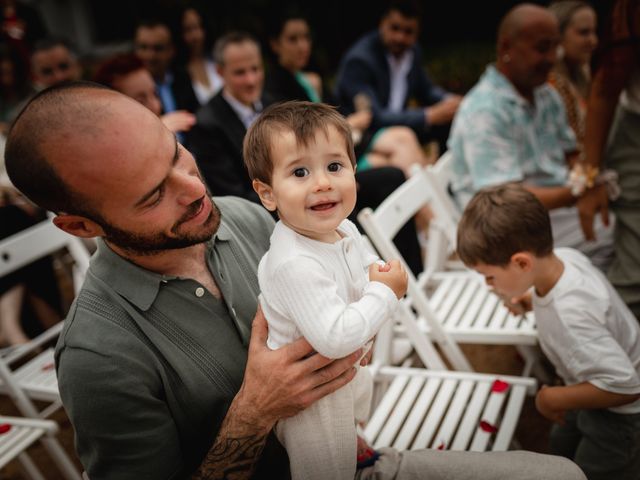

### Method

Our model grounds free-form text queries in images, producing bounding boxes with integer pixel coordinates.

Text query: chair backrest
[364,165,435,243]
[0,218,91,296]
[358,157,462,280]
[358,173,473,372]
[426,152,461,219]
[418,153,467,279]
[0,217,92,366]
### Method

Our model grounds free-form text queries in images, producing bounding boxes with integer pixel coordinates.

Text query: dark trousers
[550,408,640,480]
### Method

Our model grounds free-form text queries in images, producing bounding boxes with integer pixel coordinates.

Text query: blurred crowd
[2,0,640,478]
[2,0,638,347]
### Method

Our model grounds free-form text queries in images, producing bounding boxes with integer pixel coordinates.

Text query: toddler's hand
[377,262,391,273]
[369,260,408,299]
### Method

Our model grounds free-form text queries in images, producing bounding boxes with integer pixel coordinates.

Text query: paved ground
[1,343,553,479]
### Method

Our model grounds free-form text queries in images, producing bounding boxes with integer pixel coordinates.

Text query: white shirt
[386,50,414,113]
[258,219,397,480]
[222,90,262,130]
[192,59,224,105]
[533,248,640,414]
[259,219,397,358]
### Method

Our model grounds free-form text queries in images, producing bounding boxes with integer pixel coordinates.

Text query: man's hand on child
[236,307,361,431]
[535,385,567,425]
[369,260,409,299]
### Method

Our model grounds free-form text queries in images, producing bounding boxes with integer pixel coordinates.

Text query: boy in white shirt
[243,101,408,479]
[457,183,640,480]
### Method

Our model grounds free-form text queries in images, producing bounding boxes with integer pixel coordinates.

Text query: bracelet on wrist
[567,163,599,197]
[566,163,621,200]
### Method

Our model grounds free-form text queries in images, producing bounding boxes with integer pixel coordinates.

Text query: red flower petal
[437,441,445,450]
[479,420,498,433]
[491,379,510,393]
[0,423,12,434]
[41,362,54,371]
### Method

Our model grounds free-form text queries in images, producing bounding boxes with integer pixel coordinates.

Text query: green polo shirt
[55,196,288,479]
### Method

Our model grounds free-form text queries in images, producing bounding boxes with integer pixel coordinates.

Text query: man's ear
[252,180,276,211]
[497,37,512,62]
[511,252,533,271]
[53,214,105,238]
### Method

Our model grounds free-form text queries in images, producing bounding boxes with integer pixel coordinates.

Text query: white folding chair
[0,218,89,480]
[0,217,90,297]
[365,301,537,452]
[0,415,62,480]
[358,163,538,375]
[365,364,536,452]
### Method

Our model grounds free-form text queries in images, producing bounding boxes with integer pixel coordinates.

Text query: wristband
[566,164,621,200]
[566,163,599,197]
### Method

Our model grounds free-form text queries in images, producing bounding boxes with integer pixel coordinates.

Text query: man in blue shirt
[448,4,614,271]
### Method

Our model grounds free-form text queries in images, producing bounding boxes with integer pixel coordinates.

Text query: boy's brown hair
[243,100,356,184]
[457,183,553,266]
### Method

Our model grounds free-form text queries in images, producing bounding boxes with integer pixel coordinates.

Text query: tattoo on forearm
[193,433,268,480]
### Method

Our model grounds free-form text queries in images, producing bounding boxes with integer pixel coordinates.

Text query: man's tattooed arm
[192,396,271,480]
[192,310,361,479]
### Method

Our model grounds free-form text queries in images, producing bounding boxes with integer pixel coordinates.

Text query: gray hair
[213,31,260,66]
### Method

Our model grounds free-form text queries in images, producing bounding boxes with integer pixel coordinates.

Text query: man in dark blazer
[134,19,199,115]
[188,31,424,274]
[334,0,461,149]
[187,32,269,202]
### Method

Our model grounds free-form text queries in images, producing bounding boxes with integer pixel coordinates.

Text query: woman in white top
[178,7,223,106]
[548,1,598,147]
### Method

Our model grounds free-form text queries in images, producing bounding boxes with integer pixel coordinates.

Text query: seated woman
[0,195,63,347]
[265,12,433,178]
[93,53,195,134]
[548,1,598,148]
[176,6,223,106]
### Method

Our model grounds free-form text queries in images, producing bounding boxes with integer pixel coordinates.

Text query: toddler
[243,100,408,480]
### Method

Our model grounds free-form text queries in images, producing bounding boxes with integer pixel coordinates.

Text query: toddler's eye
[328,162,342,172]
[293,167,309,177]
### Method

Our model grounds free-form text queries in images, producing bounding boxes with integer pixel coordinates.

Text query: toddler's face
[258,125,356,243]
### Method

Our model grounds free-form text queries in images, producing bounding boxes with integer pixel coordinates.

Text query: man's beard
[100,197,221,257]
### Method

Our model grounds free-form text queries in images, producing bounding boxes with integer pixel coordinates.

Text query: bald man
[6,82,586,480]
[448,3,614,271]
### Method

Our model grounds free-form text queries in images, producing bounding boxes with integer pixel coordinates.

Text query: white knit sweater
[258,219,398,480]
